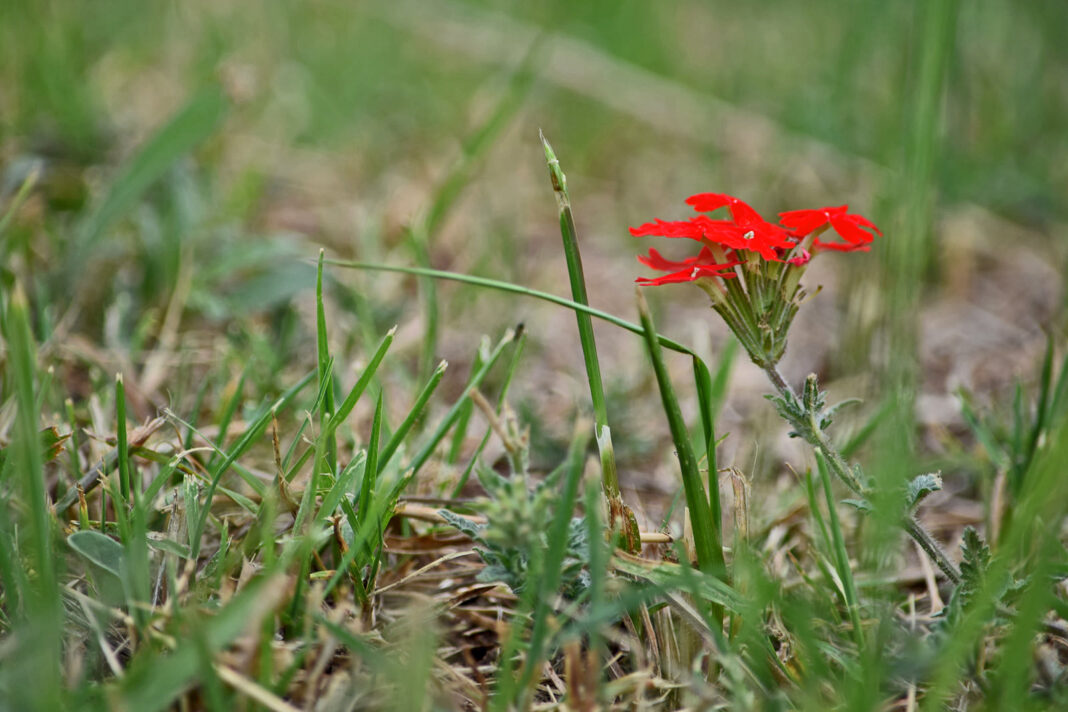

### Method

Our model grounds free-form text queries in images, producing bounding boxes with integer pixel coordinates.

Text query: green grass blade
[1048,344,1068,426]
[317,451,365,526]
[540,133,609,429]
[497,420,591,711]
[406,328,516,476]
[1,285,63,711]
[986,535,1060,707]
[636,288,725,580]
[377,360,447,473]
[205,369,247,473]
[116,373,131,503]
[446,342,486,465]
[324,259,697,356]
[692,357,722,529]
[316,250,338,472]
[839,398,893,460]
[449,328,527,497]
[115,569,291,712]
[327,327,396,431]
[921,418,1068,707]
[182,370,315,559]
[815,452,864,651]
[1023,333,1055,473]
[0,165,39,241]
[359,391,385,522]
[540,134,635,549]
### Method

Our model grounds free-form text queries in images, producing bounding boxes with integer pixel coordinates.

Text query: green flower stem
[905,515,962,584]
[764,364,962,585]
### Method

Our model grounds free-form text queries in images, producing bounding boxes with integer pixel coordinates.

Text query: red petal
[778,208,833,236]
[636,263,737,286]
[637,246,740,273]
[684,192,776,230]
[638,247,699,271]
[629,218,705,240]
[829,215,876,244]
[845,213,882,236]
[685,193,738,213]
[813,238,870,252]
[726,200,767,226]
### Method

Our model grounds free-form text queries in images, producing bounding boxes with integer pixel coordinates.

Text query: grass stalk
[116,373,131,503]
[541,133,640,548]
[636,288,726,582]
[316,250,338,473]
[2,285,64,710]
[326,259,700,357]
[816,452,864,651]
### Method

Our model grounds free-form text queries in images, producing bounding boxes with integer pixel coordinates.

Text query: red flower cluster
[631,193,880,285]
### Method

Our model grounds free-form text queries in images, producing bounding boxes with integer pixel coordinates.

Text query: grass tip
[436,360,448,373]
[635,286,651,317]
[10,281,29,308]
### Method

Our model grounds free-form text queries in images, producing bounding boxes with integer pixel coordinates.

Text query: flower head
[631,192,881,367]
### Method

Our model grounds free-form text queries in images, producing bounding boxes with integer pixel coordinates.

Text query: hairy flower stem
[764,364,962,585]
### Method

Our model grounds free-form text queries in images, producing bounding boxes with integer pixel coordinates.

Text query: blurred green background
[2,0,1066,485]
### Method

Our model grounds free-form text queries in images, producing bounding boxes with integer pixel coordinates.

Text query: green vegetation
[1,0,1067,709]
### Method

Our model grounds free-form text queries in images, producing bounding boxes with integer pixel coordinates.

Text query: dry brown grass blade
[374,551,481,595]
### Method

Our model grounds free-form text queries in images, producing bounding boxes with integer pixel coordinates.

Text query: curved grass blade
[636,288,725,581]
[377,360,447,473]
[323,258,697,357]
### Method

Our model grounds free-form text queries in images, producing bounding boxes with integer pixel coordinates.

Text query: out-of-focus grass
[2,0,1068,709]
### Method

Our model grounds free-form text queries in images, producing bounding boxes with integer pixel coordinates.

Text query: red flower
[778,205,881,247]
[635,246,739,286]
